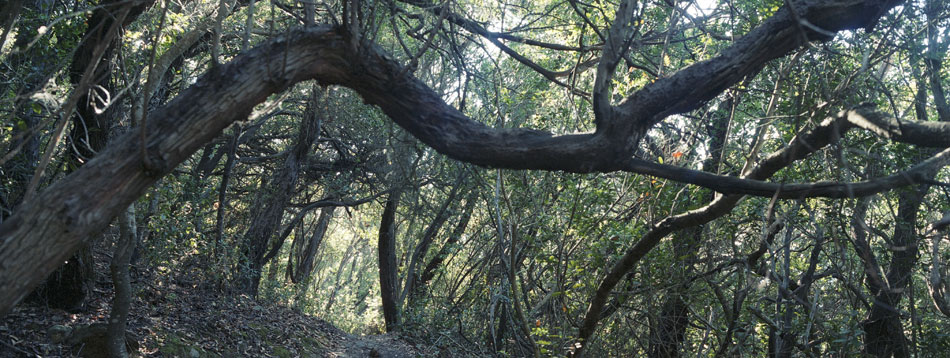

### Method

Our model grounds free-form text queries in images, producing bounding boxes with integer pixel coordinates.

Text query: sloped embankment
[1,263,432,357]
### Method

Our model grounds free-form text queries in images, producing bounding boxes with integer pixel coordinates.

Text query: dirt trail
[330,334,422,357]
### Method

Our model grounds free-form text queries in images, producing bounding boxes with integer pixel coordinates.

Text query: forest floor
[0,244,456,357]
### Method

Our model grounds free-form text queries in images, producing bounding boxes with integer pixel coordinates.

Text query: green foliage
[3,0,950,356]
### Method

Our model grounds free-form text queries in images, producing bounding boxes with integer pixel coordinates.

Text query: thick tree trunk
[862,187,926,358]
[378,191,402,332]
[234,179,290,296]
[0,1,916,315]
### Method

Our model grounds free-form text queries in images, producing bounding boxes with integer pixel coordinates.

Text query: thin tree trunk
[107,204,135,358]
[214,127,241,257]
[234,87,323,296]
[410,190,477,307]
[0,0,49,221]
[294,206,335,280]
[378,190,402,331]
[289,206,335,308]
[508,223,539,356]
[401,175,466,306]
[0,0,23,51]
[0,3,912,317]
[324,237,362,313]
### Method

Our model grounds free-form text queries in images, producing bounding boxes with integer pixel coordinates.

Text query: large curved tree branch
[604,0,903,147]
[0,0,909,316]
[0,26,608,316]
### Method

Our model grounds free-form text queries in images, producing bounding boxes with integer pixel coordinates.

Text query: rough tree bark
[0,1,930,316]
[30,0,152,312]
[378,190,402,332]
